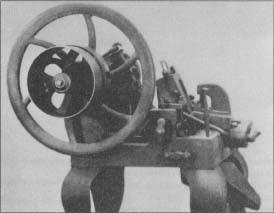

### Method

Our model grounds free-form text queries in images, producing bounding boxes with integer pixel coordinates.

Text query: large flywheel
[7,3,155,155]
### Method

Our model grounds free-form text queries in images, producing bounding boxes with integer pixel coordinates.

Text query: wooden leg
[61,167,100,213]
[91,166,125,213]
[183,167,228,213]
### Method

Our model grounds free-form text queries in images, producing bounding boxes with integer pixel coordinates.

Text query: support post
[61,166,125,213]
[61,167,100,213]
[183,167,228,213]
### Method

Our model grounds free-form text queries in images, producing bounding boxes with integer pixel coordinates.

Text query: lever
[200,88,210,137]
[160,60,170,76]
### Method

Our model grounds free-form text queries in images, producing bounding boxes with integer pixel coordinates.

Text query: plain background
[1,1,273,212]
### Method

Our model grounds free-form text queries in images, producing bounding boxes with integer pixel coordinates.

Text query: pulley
[27,46,105,118]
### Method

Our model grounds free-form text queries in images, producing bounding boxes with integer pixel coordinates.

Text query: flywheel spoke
[56,93,73,115]
[23,96,31,108]
[83,14,96,49]
[28,38,55,48]
[57,49,79,68]
[101,104,131,122]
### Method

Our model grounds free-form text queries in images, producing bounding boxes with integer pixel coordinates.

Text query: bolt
[55,79,65,89]
[156,118,166,135]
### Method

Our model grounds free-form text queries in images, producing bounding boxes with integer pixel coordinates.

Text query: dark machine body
[7,4,261,213]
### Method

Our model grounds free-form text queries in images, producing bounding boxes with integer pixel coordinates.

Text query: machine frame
[7,3,262,213]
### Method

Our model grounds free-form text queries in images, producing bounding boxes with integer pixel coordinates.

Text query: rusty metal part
[7,3,155,155]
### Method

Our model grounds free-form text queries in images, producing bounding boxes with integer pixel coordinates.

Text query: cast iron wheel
[7,3,155,155]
